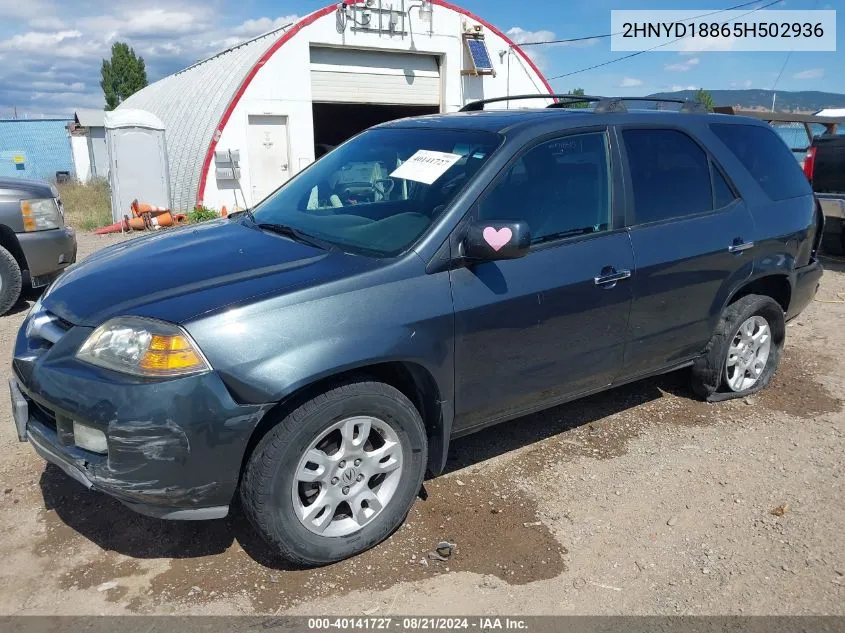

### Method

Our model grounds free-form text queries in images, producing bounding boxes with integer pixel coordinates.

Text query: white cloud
[793,68,824,80]
[29,16,65,30]
[669,84,698,92]
[0,0,53,19]
[505,25,599,71]
[620,77,643,87]
[0,30,101,59]
[234,15,300,37]
[506,27,556,46]
[665,56,700,72]
[729,79,753,89]
[0,3,305,115]
[125,9,208,36]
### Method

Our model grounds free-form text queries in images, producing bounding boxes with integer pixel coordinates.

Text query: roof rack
[459,94,706,114]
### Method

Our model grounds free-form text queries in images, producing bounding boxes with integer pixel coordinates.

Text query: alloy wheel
[725,315,772,392]
[291,416,404,537]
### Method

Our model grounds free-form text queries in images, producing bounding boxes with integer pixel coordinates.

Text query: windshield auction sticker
[390,150,463,185]
[611,10,836,51]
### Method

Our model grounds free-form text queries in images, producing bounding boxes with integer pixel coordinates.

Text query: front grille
[30,399,57,431]
[27,395,75,445]
[26,310,71,347]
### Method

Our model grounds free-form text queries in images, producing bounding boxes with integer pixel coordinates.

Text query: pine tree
[694,88,715,112]
[567,87,589,109]
[100,43,148,111]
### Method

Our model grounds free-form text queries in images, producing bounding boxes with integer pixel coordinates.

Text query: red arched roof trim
[196,0,554,205]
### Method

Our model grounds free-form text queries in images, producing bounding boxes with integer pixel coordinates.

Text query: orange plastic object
[128,216,147,231]
[94,219,129,235]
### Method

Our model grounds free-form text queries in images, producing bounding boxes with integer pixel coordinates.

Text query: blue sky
[0,0,841,117]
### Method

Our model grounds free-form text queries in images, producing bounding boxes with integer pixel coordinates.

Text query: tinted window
[478,132,611,244]
[623,128,713,224]
[710,123,812,201]
[712,162,736,209]
[771,121,810,150]
[252,128,502,257]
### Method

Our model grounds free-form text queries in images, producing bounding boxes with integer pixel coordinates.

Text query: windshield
[250,127,502,257]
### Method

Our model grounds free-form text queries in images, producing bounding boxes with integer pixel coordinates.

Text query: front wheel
[691,294,786,401]
[240,381,427,566]
[0,245,23,316]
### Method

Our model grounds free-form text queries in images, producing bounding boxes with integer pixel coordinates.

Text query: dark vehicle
[11,96,823,566]
[0,177,77,314]
[804,134,845,253]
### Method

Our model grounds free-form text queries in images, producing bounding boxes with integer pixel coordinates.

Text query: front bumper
[17,226,77,282]
[12,312,271,520]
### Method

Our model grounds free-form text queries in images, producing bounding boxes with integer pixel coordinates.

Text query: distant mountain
[645,89,845,113]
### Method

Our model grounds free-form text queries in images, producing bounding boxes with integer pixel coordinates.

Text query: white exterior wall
[70,135,91,183]
[202,3,550,210]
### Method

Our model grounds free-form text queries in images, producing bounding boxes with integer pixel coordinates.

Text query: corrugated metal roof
[120,26,292,211]
[0,119,73,181]
[75,109,106,128]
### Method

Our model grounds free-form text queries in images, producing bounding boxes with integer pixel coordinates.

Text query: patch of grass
[57,179,113,230]
[186,206,220,223]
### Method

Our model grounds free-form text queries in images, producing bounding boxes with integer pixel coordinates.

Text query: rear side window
[710,123,812,201]
[622,128,713,224]
[712,164,737,209]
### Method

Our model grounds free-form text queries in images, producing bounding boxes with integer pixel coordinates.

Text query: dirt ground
[0,230,843,615]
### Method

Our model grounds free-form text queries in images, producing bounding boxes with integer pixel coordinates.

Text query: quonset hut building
[120,0,553,212]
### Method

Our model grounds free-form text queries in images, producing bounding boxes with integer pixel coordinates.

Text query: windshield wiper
[532,226,598,245]
[256,223,337,251]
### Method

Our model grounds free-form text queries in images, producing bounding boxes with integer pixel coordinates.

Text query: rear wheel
[240,380,427,566]
[691,294,785,401]
[0,245,23,316]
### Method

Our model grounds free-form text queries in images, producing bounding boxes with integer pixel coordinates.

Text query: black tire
[240,380,427,566]
[0,245,23,316]
[690,294,786,402]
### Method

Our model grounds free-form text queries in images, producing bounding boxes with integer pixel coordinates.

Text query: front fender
[185,267,456,453]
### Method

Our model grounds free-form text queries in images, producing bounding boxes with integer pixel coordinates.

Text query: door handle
[594,268,632,286]
[728,241,754,254]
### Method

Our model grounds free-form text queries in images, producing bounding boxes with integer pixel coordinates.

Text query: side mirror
[462,220,531,262]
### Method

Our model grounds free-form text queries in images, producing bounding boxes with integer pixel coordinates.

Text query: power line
[546,0,782,82]
[771,51,794,92]
[518,0,764,47]
[770,0,817,109]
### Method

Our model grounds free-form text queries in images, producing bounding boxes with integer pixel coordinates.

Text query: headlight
[76,317,210,377]
[27,295,43,318]
[20,198,61,231]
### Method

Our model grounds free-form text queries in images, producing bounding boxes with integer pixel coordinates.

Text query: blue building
[0,119,74,181]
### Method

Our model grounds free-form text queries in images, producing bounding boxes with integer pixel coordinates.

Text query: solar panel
[467,38,493,71]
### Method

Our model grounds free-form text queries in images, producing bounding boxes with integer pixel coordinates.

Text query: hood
[43,219,374,326]
[0,176,54,200]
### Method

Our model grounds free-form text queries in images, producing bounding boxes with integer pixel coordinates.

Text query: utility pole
[771,92,777,112]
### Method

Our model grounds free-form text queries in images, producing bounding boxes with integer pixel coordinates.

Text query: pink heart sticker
[482,226,513,252]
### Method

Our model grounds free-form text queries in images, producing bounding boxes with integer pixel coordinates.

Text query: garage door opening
[312,103,439,158]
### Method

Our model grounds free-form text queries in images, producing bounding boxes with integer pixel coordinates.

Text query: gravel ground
[0,230,843,615]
